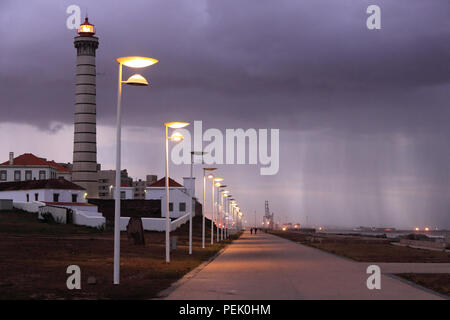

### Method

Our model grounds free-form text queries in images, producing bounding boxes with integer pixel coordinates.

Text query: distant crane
[263,200,274,230]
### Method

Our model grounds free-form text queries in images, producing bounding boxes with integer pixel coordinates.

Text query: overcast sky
[1,0,450,228]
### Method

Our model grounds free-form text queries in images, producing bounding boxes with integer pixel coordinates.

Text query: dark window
[0,171,6,181]
[169,202,173,212]
[34,193,39,201]
[53,193,59,202]
[120,191,126,199]
[25,170,32,181]
[26,194,29,202]
[179,202,186,212]
[39,171,46,180]
[14,170,21,181]
[72,194,78,203]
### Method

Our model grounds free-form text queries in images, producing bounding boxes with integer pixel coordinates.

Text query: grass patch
[396,274,450,297]
[0,210,239,299]
[270,230,450,263]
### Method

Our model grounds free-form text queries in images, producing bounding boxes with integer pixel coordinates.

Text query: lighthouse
[72,17,99,198]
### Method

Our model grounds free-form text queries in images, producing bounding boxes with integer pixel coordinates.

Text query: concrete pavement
[164,231,446,300]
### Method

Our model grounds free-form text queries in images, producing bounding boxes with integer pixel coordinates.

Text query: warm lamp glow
[215,183,221,187]
[170,132,184,142]
[207,174,214,179]
[77,17,95,36]
[165,122,190,129]
[213,178,224,182]
[124,74,149,86]
[116,56,159,68]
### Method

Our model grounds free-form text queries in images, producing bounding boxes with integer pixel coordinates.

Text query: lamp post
[213,180,224,242]
[114,56,158,285]
[164,122,190,263]
[188,152,207,254]
[203,168,216,248]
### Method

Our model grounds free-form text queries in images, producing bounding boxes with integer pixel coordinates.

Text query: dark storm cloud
[0,0,449,132]
[1,0,450,228]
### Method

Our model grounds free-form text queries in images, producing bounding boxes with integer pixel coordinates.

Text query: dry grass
[0,210,237,299]
[397,274,450,297]
[270,230,450,263]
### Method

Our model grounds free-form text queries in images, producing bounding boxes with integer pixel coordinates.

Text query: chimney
[9,152,14,165]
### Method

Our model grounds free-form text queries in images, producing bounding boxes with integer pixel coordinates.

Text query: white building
[0,178,87,204]
[145,177,196,219]
[0,152,71,182]
[0,178,105,228]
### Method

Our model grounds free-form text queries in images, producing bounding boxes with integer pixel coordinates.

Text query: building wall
[145,187,193,218]
[0,189,87,203]
[98,169,133,199]
[0,167,57,182]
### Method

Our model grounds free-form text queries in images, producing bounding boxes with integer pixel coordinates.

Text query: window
[53,193,59,202]
[0,171,6,181]
[72,194,78,203]
[120,191,126,199]
[34,193,39,201]
[39,171,46,180]
[26,194,29,202]
[179,202,186,212]
[14,170,21,181]
[25,170,32,181]
[169,202,173,212]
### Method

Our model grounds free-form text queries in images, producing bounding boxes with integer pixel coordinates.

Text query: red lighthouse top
[77,17,95,36]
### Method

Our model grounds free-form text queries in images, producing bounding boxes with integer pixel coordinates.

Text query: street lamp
[187,151,207,255]
[203,168,216,248]
[114,56,158,285]
[164,121,190,263]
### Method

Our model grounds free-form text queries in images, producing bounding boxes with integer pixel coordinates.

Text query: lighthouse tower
[72,17,99,198]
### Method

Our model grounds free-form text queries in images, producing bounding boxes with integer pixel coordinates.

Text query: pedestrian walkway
[164,231,445,300]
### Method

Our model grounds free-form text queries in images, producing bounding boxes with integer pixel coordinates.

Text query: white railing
[120,212,191,232]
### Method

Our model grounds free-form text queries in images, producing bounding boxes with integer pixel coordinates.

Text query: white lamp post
[114,56,158,285]
[203,169,216,248]
[164,122,190,263]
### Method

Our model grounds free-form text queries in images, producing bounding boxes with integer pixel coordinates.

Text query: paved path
[165,232,447,300]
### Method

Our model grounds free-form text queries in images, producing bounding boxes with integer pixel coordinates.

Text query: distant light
[207,174,214,179]
[170,132,184,142]
[414,227,420,231]
[83,192,88,199]
[424,227,430,232]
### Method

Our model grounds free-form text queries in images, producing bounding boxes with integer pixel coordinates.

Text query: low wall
[120,212,191,232]
[73,209,106,229]
[13,201,45,213]
[38,206,67,224]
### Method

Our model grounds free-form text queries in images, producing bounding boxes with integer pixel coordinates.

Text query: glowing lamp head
[116,56,159,68]
[77,17,95,36]
[124,74,149,86]
[165,122,190,129]
[170,132,184,142]
[83,192,88,199]
[207,174,214,179]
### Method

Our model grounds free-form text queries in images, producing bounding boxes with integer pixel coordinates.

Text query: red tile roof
[47,161,71,173]
[1,153,50,166]
[0,179,85,191]
[1,153,71,173]
[148,177,183,188]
